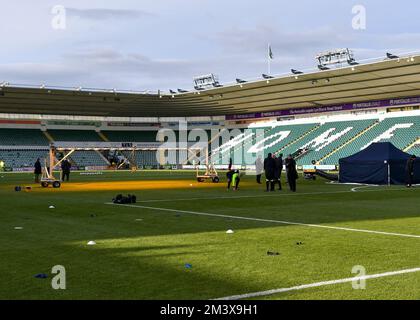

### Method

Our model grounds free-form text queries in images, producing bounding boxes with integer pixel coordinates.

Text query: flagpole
[268,43,271,75]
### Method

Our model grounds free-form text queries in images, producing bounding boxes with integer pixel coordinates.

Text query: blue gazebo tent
[339,142,419,185]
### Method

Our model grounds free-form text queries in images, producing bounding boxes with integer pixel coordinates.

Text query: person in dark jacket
[264,153,276,192]
[34,158,42,183]
[61,159,71,182]
[406,155,416,188]
[285,154,298,192]
[274,154,283,191]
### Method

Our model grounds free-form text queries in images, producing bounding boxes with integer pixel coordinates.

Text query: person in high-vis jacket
[227,169,241,191]
[232,170,241,191]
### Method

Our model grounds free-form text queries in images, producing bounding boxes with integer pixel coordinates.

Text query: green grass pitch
[0,170,419,300]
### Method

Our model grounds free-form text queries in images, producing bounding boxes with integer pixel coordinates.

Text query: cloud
[2,25,420,92]
[66,8,154,21]
[0,48,203,90]
[208,25,352,57]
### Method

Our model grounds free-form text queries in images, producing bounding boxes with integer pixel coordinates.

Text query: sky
[0,0,419,92]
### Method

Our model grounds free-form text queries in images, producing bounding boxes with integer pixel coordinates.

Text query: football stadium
[1,1,420,307]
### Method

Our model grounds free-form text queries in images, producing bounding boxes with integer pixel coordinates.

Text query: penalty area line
[213,267,420,300]
[105,203,420,239]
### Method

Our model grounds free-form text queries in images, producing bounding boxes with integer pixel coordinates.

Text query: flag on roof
[268,45,274,60]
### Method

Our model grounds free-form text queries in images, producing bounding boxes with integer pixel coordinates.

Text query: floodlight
[262,74,274,79]
[386,53,399,59]
[347,59,359,65]
[291,69,303,75]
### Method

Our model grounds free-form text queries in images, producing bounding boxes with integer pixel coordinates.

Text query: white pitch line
[105,203,420,239]
[135,187,415,204]
[214,267,420,300]
[135,190,352,203]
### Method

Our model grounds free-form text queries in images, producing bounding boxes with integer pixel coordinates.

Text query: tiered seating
[0,114,418,168]
[410,144,420,156]
[306,119,376,165]
[0,129,49,146]
[329,116,420,164]
[278,120,371,164]
[48,130,102,141]
[266,123,319,155]
[69,151,109,167]
[135,151,160,167]
[210,115,418,166]
[122,150,174,167]
[0,150,49,168]
[102,131,158,142]
[211,123,319,165]
[45,131,105,167]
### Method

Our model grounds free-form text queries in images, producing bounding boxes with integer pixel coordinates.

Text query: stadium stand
[0,129,49,146]
[48,130,103,142]
[0,150,49,168]
[412,144,420,156]
[325,116,420,165]
[69,151,109,167]
[102,131,158,142]
[212,123,319,165]
[209,114,419,167]
[276,120,373,165]
[0,113,418,169]
[123,150,160,167]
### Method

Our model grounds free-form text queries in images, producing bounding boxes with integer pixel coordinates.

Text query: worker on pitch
[274,153,283,191]
[227,169,241,191]
[34,158,42,183]
[406,155,417,188]
[264,153,276,192]
[61,159,72,182]
[285,154,298,192]
[255,156,264,184]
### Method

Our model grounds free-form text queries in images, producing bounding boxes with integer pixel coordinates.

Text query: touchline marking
[105,203,420,239]
[135,190,351,203]
[214,267,420,300]
[351,185,379,192]
[134,187,416,204]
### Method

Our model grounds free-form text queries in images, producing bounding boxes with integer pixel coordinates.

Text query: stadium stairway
[409,142,420,156]
[42,131,55,144]
[317,120,380,165]
[98,131,110,142]
[69,151,110,167]
[404,138,420,153]
[47,130,103,142]
[274,124,321,156]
